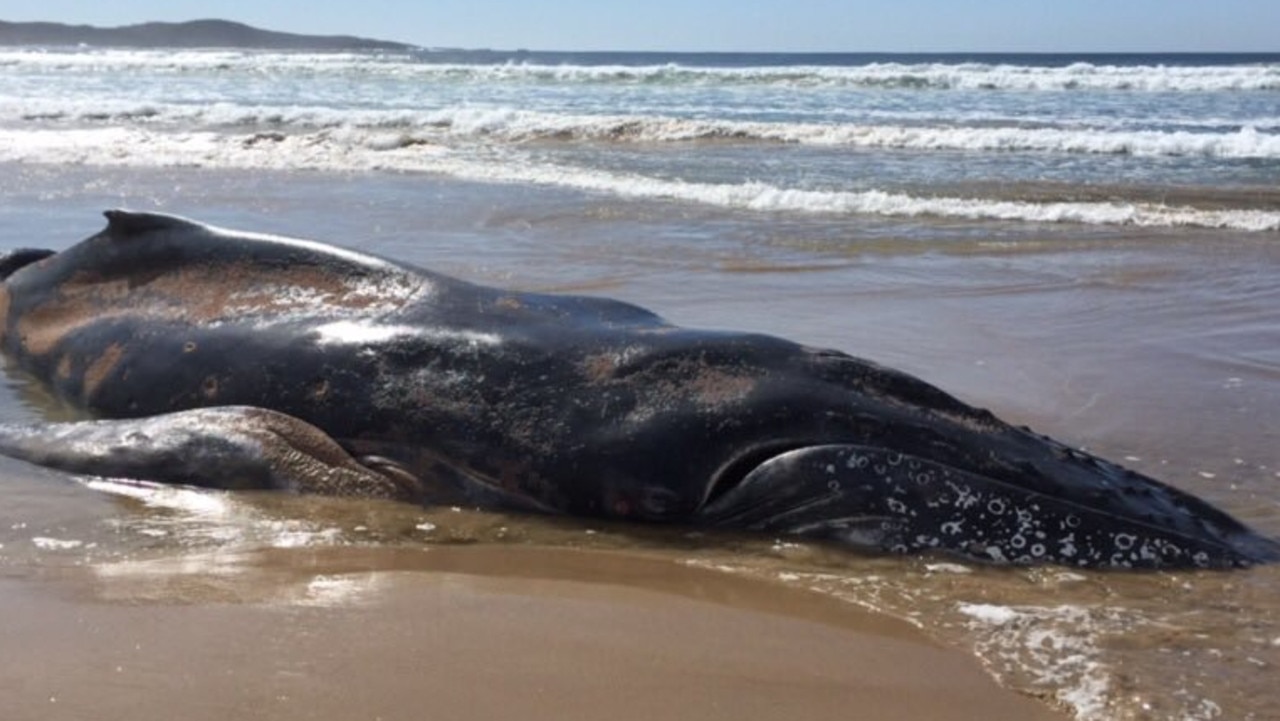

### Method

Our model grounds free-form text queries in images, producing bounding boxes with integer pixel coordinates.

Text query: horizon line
[2,18,1277,56]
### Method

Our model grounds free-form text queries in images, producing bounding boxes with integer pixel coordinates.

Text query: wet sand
[0,546,1063,721]
[3,163,1278,719]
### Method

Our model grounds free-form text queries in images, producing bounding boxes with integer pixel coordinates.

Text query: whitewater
[1,48,1278,232]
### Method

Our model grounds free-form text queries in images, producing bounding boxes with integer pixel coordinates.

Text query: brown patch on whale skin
[201,375,220,400]
[580,353,620,383]
[688,368,757,408]
[619,358,760,426]
[15,272,146,356]
[16,292,117,357]
[83,343,125,399]
[56,354,73,381]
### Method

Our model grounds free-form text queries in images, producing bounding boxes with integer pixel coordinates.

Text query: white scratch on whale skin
[313,321,420,346]
[313,320,501,347]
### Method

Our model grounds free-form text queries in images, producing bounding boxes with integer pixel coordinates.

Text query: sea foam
[5,98,1276,160]
[2,49,1278,93]
[2,126,1275,232]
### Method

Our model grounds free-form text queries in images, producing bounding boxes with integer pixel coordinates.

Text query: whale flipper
[0,406,419,500]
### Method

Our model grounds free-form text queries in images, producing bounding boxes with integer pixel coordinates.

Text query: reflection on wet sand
[2,544,1065,721]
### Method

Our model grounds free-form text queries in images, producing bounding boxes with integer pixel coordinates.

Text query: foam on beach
[957,603,1118,721]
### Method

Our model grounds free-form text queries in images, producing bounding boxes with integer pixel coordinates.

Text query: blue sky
[5,1,1279,52]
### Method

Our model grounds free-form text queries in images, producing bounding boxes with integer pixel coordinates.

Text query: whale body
[0,210,1274,569]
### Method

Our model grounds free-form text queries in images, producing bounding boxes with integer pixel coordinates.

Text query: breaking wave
[2,49,1279,92]
[3,126,1276,232]
[4,99,1278,160]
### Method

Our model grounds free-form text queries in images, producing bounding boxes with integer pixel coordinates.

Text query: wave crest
[6,99,1279,160]
[2,49,1278,92]
[2,126,1275,232]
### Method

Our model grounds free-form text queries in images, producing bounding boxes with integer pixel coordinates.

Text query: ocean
[2,48,1279,231]
[1,47,1279,720]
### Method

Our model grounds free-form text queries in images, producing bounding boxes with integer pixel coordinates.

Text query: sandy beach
[1,156,1278,720]
[0,545,1064,721]
[4,13,1278,721]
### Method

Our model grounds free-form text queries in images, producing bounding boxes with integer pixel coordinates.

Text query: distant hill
[0,18,413,51]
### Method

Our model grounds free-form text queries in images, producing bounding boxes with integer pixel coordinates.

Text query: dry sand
[0,546,1063,721]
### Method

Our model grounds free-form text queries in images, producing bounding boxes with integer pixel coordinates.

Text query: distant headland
[0,18,413,51]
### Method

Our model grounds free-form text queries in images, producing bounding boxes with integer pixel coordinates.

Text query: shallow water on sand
[2,164,1279,720]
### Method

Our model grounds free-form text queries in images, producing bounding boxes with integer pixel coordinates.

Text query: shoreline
[2,161,1277,719]
[0,545,1066,721]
